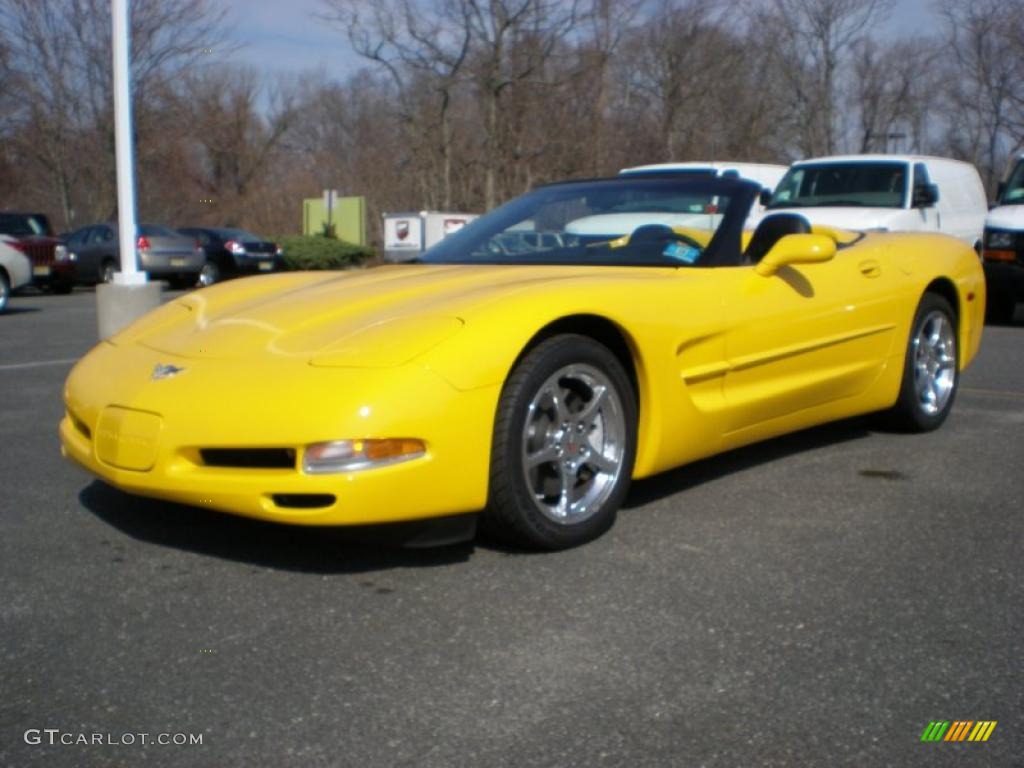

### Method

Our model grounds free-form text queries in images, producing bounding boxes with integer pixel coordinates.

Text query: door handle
[859,259,881,278]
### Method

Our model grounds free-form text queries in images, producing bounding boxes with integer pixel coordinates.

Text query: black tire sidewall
[895,293,959,431]
[0,273,10,312]
[488,334,638,550]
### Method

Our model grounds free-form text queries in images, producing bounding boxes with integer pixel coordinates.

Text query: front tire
[483,334,637,550]
[889,293,959,432]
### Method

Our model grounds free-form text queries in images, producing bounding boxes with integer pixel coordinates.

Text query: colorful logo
[921,721,997,742]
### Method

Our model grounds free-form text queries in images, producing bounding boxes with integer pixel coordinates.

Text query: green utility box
[303,196,367,245]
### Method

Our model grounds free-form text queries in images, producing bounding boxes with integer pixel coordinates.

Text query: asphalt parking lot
[2,288,1022,768]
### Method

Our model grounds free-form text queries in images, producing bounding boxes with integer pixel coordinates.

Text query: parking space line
[960,386,1024,399]
[0,358,80,372]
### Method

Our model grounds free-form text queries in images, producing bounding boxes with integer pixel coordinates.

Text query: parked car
[176,227,283,286]
[981,153,1024,323]
[761,155,987,248]
[0,235,33,312]
[60,174,985,550]
[0,211,74,293]
[61,223,205,287]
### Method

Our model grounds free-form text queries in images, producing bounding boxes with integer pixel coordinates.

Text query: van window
[769,162,907,209]
[1001,160,1024,204]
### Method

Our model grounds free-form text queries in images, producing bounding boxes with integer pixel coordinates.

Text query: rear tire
[483,334,637,550]
[0,271,10,312]
[100,260,116,284]
[197,261,220,287]
[888,293,959,432]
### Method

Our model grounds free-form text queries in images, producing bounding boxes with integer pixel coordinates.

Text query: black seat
[743,213,811,265]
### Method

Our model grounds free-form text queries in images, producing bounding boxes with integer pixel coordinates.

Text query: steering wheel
[628,224,703,250]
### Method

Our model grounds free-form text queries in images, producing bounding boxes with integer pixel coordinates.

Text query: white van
[981,153,1024,322]
[762,154,987,248]
[620,161,787,209]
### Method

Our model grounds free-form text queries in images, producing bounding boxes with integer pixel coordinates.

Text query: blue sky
[220,0,938,79]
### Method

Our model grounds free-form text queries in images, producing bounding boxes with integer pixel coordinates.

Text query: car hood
[753,206,905,232]
[116,264,637,362]
[985,204,1024,230]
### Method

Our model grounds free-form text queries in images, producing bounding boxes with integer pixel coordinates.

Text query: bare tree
[754,0,892,155]
[936,0,1024,190]
[0,0,226,227]
[851,37,938,153]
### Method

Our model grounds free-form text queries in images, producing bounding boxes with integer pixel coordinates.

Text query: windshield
[769,162,908,209]
[422,176,757,267]
[217,228,262,241]
[139,224,182,238]
[0,212,53,237]
[1000,159,1024,205]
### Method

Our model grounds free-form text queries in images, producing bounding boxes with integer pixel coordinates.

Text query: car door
[83,225,116,279]
[718,242,901,434]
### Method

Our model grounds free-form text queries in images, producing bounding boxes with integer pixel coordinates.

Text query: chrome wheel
[911,309,956,416]
[521,363,627,525]
[101,261,116,283]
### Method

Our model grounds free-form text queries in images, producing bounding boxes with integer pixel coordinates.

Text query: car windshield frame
[1000,159,1024,205]
[421,176,759,268]
[768,161,909,210]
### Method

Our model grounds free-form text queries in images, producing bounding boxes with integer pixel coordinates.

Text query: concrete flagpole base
[96,280,162,339]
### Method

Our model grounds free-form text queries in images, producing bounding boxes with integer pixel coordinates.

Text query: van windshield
[1000,160,1024,205]
[768,162,907,209]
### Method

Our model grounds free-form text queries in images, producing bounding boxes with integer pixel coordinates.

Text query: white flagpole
[111,0,144,285]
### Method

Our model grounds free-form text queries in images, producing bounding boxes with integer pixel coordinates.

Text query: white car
[0,235,32,312]
[761,154,987,248]
[620,161,787,212]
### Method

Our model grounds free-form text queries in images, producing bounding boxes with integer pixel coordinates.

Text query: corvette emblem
[151,363,186,380]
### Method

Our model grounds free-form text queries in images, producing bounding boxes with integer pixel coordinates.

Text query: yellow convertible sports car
[60,176,985,549]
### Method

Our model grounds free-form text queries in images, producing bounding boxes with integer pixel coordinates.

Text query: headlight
[986,229,1015,248]
[54,244,74,262]
[302,438,426,473]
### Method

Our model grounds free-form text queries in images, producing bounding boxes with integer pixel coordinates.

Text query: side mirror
[759,188,773,207]
[755,234,836,276]
[912,183,939,208]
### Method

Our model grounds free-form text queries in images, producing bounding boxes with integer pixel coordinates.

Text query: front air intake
[271,494,336,509]
[199,448,296,469]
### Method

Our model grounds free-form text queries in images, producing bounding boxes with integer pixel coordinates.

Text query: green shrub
[275,235,375,271]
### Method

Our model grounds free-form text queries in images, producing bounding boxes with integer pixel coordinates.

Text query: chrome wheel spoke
[585,451,619,476]
[521,363,625,526]
[525,444,559,469]
[576,385,608,425]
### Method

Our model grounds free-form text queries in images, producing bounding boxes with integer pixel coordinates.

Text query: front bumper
[31,260,75,288]
[60,342,498,526]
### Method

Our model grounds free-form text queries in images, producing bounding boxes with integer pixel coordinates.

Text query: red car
[0,211,75,293]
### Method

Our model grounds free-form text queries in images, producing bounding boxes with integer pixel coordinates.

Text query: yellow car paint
[60,229,984,527]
